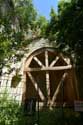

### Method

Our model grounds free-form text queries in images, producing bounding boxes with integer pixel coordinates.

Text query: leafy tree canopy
[57,0,83,63]
[0,0,39,70]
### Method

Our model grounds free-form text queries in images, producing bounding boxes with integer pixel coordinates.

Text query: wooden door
[23,48,78,108]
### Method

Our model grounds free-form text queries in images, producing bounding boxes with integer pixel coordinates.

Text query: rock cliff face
[0,0,14,16]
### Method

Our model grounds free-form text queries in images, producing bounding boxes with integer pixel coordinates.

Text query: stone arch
[22,47,79,108]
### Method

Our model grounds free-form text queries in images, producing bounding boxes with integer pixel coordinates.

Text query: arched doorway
[23,47,79,108]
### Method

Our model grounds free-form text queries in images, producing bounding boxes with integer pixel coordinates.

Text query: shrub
[0,89,81,125]
[38,108,81,125]
[0,89,20,125]
[0,89,36,125]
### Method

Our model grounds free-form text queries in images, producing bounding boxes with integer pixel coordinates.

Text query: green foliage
[39,108,63,125]
[11,74,21,87]
[45,8,58,40]
[34,16,48,37]
[0,89,81,125]
[57,0,83,57]
[56,0,83,97]
[64,108,80,124]
[0,89,36,125]
[0,89,20,125]
[15,0,37,30]
[0,0,38,69]
[38,108,80,125]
